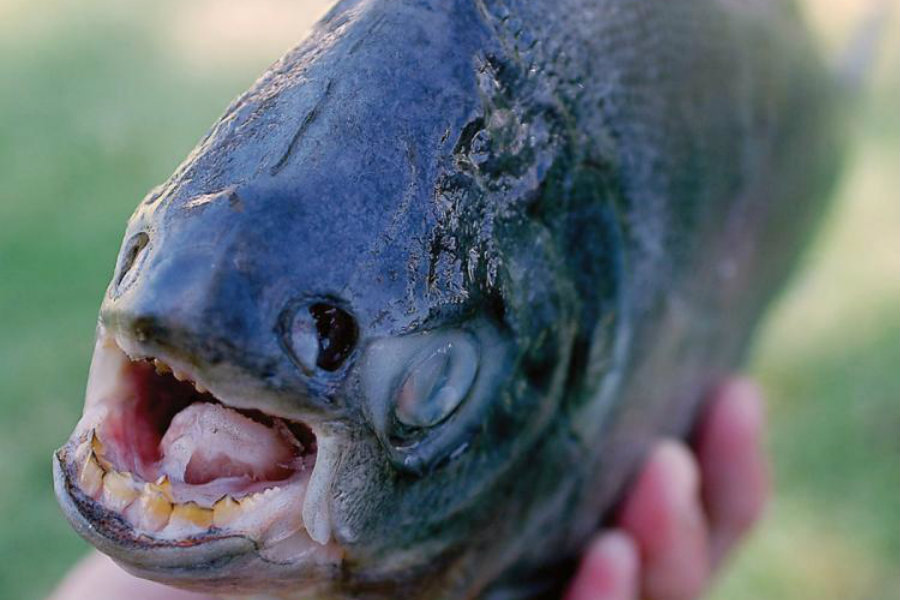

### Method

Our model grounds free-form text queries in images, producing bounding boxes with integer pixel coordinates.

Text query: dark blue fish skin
[56,0,840,598]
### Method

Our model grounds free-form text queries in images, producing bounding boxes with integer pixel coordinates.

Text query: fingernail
[653,441,700,510]
[588,531,638,572]
[566,531,638,600]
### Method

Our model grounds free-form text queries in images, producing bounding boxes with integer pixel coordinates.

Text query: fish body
[54,1,840,598]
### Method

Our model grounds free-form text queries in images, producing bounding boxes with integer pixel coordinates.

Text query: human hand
[565,379,769,600]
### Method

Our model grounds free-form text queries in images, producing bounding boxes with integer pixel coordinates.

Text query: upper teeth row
[152,358,208,394]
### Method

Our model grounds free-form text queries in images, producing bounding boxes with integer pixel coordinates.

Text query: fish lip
[56,328,345,568]
[55,445,344,593]
[53,449,259,574]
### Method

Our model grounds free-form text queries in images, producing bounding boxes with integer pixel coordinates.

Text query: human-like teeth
[172,369,188,382]
[73,438,92,466]
[90,431,111,470]
[169,501,214,530]
[193,381,208,394]
[213,496,241,528]
[101,471,139,512]
[75,432,297,537]
[90,432,103,455]
[153,476,174,501]
[126,485,174,532]
[78,452,104,498]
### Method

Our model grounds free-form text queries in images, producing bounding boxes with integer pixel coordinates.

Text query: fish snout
[102,244,252,361]
[99,229,299,395]
[100,228,364,411]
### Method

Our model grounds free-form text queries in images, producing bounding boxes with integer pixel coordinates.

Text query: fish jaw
[53,328,345,594]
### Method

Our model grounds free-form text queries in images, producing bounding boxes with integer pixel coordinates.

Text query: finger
[618,441,710,600]
[695,378,769,568]
[565,531,639,600]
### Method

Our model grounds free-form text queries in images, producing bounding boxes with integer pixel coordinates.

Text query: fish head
[52,1,615,597]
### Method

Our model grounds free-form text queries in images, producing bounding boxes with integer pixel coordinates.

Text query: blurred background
[0,1,896,598]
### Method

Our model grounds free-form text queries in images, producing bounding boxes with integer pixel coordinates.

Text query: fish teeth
[237,491,262,511]
[68,401,325,546]
[128,484,174,532]
[78,453,104,498]
[153,357,209,393]
[151,475,174,502]
[101,470,139,512]
[213,496,241,528]
[74,446,316,543]
[90,430,112,470]
[169,501,213,530]
[261,486,282,497]
[73,437,92,466]
[89,430,104,456]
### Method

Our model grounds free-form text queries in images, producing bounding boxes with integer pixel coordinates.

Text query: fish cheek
[329,434,476,578]
[328,432,397,548]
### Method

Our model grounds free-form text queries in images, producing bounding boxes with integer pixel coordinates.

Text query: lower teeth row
[73,432,279,535]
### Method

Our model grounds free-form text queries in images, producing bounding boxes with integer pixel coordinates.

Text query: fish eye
[308,303,358,371]
[393,336,478,429]
[285,302,358,374]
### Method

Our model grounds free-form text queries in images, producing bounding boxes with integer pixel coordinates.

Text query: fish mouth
[54,330,343,581]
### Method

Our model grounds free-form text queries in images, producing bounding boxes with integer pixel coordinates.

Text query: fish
[53,0,841,598]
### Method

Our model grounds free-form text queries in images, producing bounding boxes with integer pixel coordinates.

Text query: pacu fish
[53,0,841,598]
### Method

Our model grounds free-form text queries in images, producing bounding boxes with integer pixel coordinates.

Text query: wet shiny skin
[53,0,836,595]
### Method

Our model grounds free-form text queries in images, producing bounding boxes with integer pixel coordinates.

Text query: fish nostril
[115,232,150,290]
[131,316,161,343]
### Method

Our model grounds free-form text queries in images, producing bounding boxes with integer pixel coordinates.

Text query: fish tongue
[159,403,295,485]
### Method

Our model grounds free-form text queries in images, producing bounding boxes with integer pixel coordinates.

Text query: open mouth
[55,331,342,566]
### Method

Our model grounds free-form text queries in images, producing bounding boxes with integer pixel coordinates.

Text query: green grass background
[0,1,896,598]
